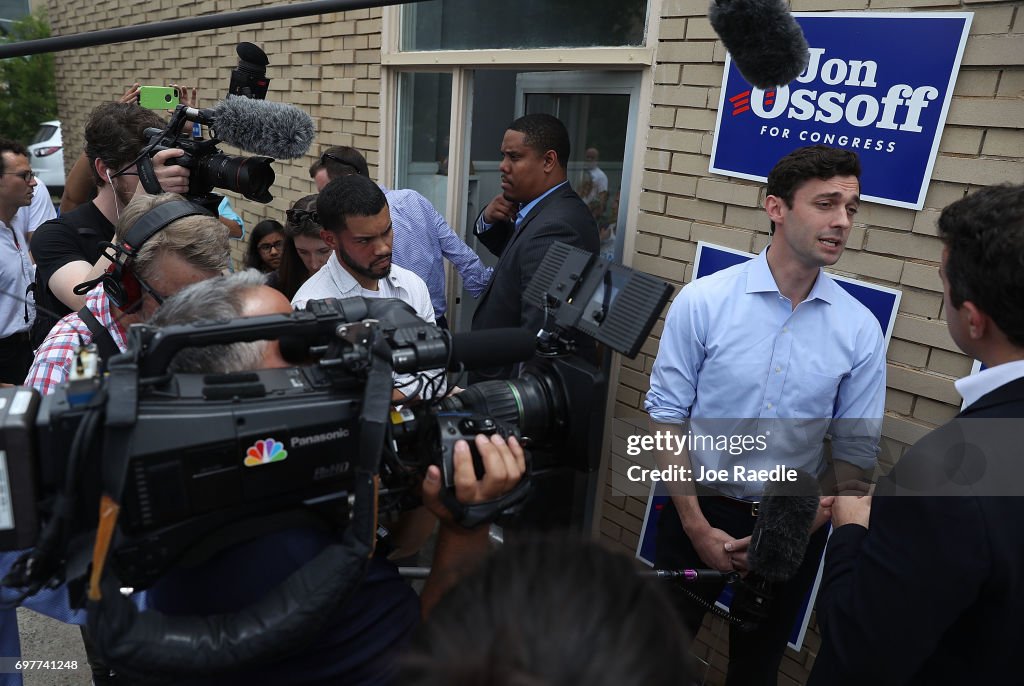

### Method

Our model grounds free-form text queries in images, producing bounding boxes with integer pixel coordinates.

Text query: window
[395,72,452,212]
[402,0,648,51]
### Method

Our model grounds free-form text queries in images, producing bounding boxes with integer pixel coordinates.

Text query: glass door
[454,69,642,332]
[516,71,640,265]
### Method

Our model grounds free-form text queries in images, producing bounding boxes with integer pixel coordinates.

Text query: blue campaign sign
[710,12,973,210]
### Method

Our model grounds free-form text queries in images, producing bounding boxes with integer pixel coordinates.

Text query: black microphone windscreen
[236,41,269,67]
[449,328,536,372]
[747,470,820,582]
[208,96,315,159]
[708,0,810,89]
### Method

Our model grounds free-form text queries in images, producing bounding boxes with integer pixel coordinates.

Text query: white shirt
[292,254,444,397]
[955,359,1024,409]
[0,218,36,337]
[582,166,608,206]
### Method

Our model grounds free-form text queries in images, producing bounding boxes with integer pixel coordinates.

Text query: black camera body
[0,297,529,590]
[137,122,275,211]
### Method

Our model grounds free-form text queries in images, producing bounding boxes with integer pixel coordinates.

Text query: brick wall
[44,0,382,267]
[599,1,1024,683]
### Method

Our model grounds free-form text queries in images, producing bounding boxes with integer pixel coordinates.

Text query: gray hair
[115,193,230,282]
[148,270,269,374]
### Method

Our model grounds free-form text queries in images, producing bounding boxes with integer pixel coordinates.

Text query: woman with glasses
[276,194,333,301]
[245,219,286,273]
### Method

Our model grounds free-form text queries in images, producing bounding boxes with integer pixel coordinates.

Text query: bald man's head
[149,271,294,373]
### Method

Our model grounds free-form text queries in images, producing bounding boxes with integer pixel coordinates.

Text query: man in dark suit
[810,183,1024,686]
[472,113,598,381]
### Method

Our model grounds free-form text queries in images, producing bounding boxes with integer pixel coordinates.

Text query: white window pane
[402,0,648,51]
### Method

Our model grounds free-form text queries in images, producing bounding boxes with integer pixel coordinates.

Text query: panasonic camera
[0,243,670,678]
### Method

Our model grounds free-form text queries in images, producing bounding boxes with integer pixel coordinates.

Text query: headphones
[101,200,213,311]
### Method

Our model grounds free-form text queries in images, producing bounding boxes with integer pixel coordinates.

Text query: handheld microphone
[746,469,820,582]
[188,97,315,159]
[708,0,810,89]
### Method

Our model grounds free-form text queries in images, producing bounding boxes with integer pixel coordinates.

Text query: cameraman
[29,99,192,345]
[26,193,227,395]
[139,270,525,685]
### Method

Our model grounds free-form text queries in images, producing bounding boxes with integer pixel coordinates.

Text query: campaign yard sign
[710,12,973,210]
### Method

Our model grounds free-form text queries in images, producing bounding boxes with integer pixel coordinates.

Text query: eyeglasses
[258,240,284,254]
[136,273,165,306]
[319,151,361,176]
[110,165,140,178]
[1,171,36,183]
[286,208,320,226]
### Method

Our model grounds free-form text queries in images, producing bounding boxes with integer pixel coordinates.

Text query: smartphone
[138,86,180,110]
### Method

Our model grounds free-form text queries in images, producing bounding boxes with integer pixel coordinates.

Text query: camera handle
[440,478,532,529]
[137,149,195,195]
[431,413,532,528]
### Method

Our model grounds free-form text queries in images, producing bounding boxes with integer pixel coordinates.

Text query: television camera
[0,242,670,676]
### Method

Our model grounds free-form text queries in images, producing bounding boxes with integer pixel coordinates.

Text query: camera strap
[77,306,120,367]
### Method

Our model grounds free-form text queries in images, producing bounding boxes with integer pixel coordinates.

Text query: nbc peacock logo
[244,438,288,467]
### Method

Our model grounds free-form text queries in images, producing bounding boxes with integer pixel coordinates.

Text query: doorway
[453,69,641,332]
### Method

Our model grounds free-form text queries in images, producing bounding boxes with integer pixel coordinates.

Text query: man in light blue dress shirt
[311,146,491,329]
[645,146,886,685]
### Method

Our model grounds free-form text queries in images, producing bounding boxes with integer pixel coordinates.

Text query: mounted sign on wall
[710,12,973,210]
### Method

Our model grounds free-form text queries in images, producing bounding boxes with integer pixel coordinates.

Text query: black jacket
[810,376,1024,686]
[471,182,598,380]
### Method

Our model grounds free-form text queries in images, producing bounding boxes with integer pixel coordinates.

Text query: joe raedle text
[627,464,798,484]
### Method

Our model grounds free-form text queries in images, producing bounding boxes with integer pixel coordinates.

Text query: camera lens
[194,152,275,203]
[440,374,562,445]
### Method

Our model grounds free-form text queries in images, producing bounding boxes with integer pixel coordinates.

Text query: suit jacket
[471,183,598,380]
[810,376,1024,686]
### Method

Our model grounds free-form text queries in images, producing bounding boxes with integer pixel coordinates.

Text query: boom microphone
[708,0,810,89]
[747,469,820,582]
[192,97,315,159]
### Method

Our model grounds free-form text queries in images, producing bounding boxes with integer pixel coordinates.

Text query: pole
[0,0,425,58]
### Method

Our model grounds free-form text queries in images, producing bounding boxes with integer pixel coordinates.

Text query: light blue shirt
[385,187,491,319]
[645,248,885,499]
[476,181,569,235]
[218,196,244,238]
[514,180,567,228]
[0,219,35,338]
